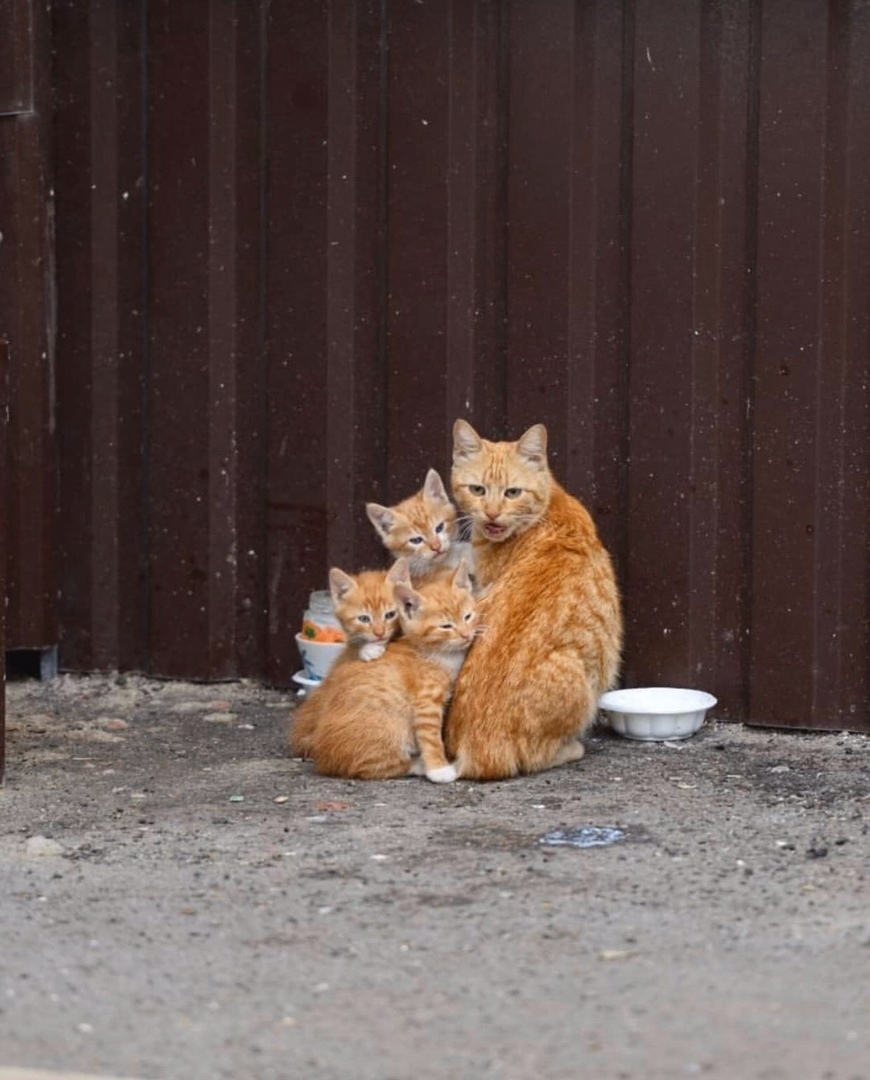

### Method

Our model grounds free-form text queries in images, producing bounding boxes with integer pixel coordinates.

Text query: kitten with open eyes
[329,558,410,663]
[289,560,478,782]
[444,419,622,780]
[366,468,472,583]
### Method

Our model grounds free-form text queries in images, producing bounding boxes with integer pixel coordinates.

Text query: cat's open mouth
[483,523,508,540]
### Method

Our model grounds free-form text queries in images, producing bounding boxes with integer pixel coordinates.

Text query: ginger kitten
[366,468,471,583]
[329,558,410,663]
[444,419,622,780]
[289,561,478,782]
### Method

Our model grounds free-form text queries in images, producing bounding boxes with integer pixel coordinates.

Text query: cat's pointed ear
[517,423,548,467]
[453,419,483,462]
[366,502,394,538]
[423,468,450,504]
[451,558,473,594]
[393,581,422,620]
[386,557,411,586]
[329,567,355,605]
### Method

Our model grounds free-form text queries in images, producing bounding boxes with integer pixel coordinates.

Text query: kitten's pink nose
[430,541,442,553]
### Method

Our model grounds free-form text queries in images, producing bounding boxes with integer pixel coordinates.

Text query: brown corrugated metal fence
[2,0,868,732]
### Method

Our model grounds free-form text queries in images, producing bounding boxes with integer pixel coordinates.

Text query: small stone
[169,701,206,714]
[76,1022,94,1034]
[99,718,128,732]
[274,796,289,804]
[229,794,245,803]
[24,835,65,858]
[769,764,791,773]
[203,712,237,724]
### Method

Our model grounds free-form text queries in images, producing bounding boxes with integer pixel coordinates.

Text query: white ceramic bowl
[294,633,346,682]
[598,687,717,741]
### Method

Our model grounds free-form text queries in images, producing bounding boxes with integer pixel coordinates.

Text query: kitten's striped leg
[412,701,458,783]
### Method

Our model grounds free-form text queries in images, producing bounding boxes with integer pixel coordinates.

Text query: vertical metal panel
[264,0,329,684]
[0,0,56,652]
[145,0,264,679]
[444,0,506,442]
[385,0,453,492]
[751,0,870,728]
[504,0,627,555]
[0,0,33,115]
[625,0,756,712]
[54,0,149,672]
[0,339,7,780]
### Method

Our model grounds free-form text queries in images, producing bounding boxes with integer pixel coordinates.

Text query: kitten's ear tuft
[329,567,355,604]
[452,558,473,593]
[366,502,394,538]
[517,423,548,466]
[386,557,411,586]
[393,582,422,620]
[452,418,483,462]
[423,468,450,504]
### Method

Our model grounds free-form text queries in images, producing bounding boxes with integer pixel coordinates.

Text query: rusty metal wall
[0,0,57,659]
[1,339,7,778]
[34,0,870,730]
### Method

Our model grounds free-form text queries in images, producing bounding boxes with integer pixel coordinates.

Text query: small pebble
[24,836,65,858]
[229,795,245,803]
[274,796,289,804]
[99,718,128,732]
[203,712,237,724]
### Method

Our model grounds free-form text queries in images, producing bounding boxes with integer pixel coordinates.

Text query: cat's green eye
[435,522,445,534]
[357,614,371,624]
[504,487,522,498]
[408,536,424,546]
[385,610,397,620]
[468,484,486,497]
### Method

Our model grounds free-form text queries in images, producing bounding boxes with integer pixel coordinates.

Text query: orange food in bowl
[301,620,346,644]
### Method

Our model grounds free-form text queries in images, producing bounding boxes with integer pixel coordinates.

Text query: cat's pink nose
[430,541,442,553]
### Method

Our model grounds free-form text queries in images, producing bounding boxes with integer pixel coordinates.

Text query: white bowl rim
[292,670,322,688]
[598,686,717,715]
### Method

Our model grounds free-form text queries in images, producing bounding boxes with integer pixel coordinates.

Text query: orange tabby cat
[289,561,478,781]
[291,560,409,758]
[444,419,622,780]
[329,558,410,663]
[366,468,471,583]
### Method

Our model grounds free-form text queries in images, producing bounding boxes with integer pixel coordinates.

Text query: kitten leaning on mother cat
[443,419,622,780]
[290,559,479,781]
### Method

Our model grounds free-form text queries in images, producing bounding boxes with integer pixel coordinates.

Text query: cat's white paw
[425,764,458,784]
[359,642,387,662]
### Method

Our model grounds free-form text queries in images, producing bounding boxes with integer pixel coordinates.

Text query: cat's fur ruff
[289,561,478,782]
[444,419,622,780]
[366,468,472,583]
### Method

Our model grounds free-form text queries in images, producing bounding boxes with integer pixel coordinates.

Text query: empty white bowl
[598,687,717,741]
[294,633,346,682]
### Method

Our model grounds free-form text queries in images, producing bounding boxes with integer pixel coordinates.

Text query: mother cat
[444,419,622,779]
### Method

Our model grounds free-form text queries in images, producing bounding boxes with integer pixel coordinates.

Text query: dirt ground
[0,672,868,1080]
